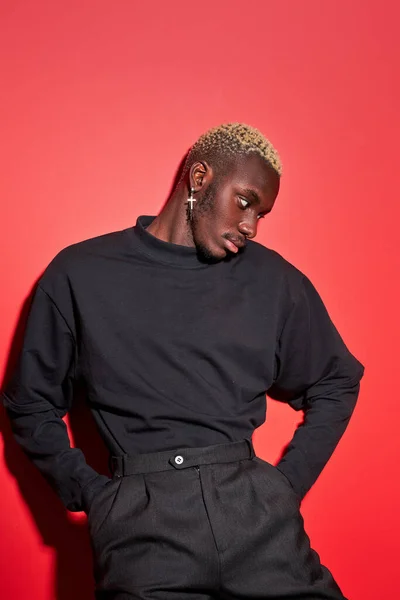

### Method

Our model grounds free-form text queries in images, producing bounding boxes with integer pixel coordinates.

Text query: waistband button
[174,455,184,465]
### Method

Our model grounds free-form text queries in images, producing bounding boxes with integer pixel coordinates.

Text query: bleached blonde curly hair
[179,122,282,185]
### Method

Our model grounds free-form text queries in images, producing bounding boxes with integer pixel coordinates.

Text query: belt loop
[245,437,255,458]
[109,455,124,477]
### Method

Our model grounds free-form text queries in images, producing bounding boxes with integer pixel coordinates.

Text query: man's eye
[238,197,250,209]
[257,214,265,220]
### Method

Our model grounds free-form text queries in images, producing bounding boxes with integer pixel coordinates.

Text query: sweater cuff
[275,455,313,501]
[79,473,112,513]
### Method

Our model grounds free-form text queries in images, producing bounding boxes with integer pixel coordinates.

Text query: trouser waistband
[110,437,255,477]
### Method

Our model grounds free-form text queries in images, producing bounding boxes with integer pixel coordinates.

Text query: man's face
[190,153,280,262]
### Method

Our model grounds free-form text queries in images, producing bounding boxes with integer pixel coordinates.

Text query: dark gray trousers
[87,438,347,599]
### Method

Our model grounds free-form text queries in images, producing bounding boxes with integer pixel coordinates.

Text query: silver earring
[186,187,196,219]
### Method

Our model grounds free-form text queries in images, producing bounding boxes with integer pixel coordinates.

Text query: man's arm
[1,267,110,512]
[267,273,365,502]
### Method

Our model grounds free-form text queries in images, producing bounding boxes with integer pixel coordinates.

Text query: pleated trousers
[86,438,348,600]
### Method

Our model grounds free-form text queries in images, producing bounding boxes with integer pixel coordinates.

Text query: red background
[1,1,399,599]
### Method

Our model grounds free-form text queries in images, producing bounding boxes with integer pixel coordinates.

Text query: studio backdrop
[1,1,399,599]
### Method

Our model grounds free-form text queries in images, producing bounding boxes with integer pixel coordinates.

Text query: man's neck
[145,186,195,247]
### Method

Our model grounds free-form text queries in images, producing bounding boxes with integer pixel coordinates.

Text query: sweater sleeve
[1,277,111,512]
[267,274,365,501]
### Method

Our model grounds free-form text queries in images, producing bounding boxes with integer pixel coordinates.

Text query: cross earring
[186,187,196,219]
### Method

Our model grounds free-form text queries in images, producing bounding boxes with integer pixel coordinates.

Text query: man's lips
[224,238,245,253]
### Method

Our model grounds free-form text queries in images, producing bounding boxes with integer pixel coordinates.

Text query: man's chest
[74,267,282,389]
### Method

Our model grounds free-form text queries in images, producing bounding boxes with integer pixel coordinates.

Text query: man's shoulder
[39,226,131,283]
[245,239,305,286]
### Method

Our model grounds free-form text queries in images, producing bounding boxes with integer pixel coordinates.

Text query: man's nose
[238,219,256,239]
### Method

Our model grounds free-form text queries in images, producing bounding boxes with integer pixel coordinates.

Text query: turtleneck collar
[130,215,213,269]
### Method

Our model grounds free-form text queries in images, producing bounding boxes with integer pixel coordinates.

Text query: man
[2,122,365,599]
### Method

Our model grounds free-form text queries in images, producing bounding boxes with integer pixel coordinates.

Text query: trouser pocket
[89,473,148,589]
[253,456,301,506]
[87,477,123,539]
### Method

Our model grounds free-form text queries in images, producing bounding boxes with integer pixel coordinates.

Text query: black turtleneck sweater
[2,215,365,511]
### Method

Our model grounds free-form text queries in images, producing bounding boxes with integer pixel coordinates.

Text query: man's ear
[189,161,213,192]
